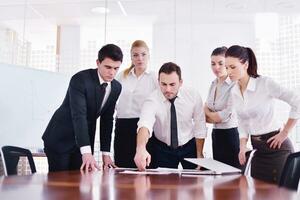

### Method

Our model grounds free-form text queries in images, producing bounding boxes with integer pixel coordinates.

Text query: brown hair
[225,45,259,78]
[211,46,227,56]
[123,40,149,78]
[159,62,182,80]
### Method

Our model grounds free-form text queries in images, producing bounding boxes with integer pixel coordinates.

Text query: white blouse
[231,76,300,138]
[116,68,158,118]
[206,77,238,129]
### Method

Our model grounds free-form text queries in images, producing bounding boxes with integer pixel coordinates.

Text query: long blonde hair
[123,40,149,78]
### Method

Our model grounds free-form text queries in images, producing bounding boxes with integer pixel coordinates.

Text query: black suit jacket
[42,69,121,154]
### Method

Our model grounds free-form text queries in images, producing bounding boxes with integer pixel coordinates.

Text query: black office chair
[242,150,256,176]
[0,146,36,176]
[279,151,300,190]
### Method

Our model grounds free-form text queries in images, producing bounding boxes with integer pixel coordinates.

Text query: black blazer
[42,69,121,154]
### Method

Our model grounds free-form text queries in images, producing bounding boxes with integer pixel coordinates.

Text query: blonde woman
[114,40,158,168]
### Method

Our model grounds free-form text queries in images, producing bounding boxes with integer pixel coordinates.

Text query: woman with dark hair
[225,45,300,183]
[204,46,240,168]
[114,40,158,168]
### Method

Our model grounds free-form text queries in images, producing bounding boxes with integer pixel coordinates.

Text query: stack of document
[116,158,241,175]
[117,167,177,175]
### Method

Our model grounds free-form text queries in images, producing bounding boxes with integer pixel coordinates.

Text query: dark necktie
[169,97,178,148]
[101,82,108,89]
[99,82,108,107]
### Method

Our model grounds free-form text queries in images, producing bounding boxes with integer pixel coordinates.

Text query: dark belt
[152,136,195,150]
[116,118,139,122]
[251,129,280,141]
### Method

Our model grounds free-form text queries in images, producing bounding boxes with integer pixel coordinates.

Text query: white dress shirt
[231,76,300,138]
[206,77,238,129]
[116,68,158,118]
[80,72,111,155]
[138,86,207,146]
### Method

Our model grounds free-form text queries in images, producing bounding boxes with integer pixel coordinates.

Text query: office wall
[152,15,256,98]
[0,63,70,149]
[151,14,256,156]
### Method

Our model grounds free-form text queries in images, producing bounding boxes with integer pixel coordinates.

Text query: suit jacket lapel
[90,69,103,116]
[96,85,106,115]
[99,80,117,115]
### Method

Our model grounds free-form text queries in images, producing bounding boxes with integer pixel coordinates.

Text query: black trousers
[150,136,197,169]
[44,147,82,172]
[114,118,139,168]
[212,127,240,168]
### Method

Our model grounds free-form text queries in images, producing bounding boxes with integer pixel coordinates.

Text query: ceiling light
[225,2,245,10]
[117,1,127,16]
[91,7,110,14]
[276,1,294,9]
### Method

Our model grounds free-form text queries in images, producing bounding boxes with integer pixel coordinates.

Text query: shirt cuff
[137,123,153,138]
[238,127,249,139]
[194,128,208,139]
[289,111,300,119]
[80,146,92,154]
[102,151,111,156]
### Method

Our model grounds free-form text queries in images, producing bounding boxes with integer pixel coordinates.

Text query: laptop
[184,158,241,175]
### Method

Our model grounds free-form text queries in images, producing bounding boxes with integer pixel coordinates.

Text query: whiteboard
[0,63,70,150]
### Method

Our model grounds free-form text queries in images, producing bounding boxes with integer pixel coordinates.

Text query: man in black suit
[42,44,123,172]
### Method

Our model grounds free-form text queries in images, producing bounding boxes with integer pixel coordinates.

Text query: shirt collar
[129,67,150,76]
[177,88,182,98]
[212,76,232,86]
[159,87,182,103]
[232,76,257,95]
[246,77,257,92]
[224,76,233,85]
[97,70,111,86]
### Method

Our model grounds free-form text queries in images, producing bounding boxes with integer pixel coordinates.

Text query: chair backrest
[0,153,5,176]
[0,146,36,176]
[279,151,300,190]
[242,149,256,176]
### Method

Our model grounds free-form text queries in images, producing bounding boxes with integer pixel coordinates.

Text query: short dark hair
[98,44,123,62]
[225,45,259,78]
[211,46,227,56]
[158,62,182,80]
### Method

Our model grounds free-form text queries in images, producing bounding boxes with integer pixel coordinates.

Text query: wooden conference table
[0,169,299,200]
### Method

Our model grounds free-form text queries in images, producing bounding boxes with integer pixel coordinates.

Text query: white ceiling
[0,0,300,24]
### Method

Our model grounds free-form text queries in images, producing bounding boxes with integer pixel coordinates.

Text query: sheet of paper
[184,158,241,174]
[180,170,216,175]
[152,167,182,172]
[119,170,171,175]
[116,166,231,176]
[115,167,138,171]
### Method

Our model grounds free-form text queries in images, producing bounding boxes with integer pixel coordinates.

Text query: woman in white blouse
[226,45,300,183]
[114,40,158,168]
[204,47,240,168]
